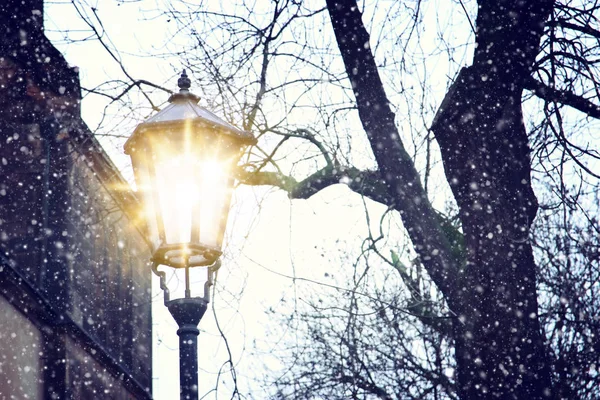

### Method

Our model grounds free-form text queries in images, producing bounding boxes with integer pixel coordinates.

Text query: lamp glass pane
[197,157,232,248]
[130,144,162,252]
[143,125,241,264]
[149,129,200,248]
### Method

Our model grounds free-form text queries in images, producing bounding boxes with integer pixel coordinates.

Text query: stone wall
[66,142,151,389]
[0,295,44,400]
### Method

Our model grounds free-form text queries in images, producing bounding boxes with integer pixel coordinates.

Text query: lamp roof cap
[125,71,256,152]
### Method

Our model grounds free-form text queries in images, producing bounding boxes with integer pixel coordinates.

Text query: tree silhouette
[47,0,600,398]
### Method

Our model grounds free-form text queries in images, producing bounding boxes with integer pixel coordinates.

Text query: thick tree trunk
[430,1,555,398]
[326,0,556,399]
[431,64,554,399]
[324,0,460,304]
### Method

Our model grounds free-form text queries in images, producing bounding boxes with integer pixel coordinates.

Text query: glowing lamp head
[125,70,255,269]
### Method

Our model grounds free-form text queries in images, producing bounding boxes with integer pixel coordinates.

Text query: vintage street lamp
[124,70,255,400]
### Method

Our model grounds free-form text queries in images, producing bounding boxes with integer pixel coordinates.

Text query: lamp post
[124,71,256,400]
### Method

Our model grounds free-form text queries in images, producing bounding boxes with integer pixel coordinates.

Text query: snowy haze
[44,0,471,398]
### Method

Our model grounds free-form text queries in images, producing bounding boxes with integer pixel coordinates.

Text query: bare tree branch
[525,77,600,119]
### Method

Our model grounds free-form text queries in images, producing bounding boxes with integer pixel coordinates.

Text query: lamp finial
[178,70,191,92]
[168,69,199,103]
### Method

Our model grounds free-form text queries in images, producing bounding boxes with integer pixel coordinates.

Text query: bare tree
[47,0,600,398]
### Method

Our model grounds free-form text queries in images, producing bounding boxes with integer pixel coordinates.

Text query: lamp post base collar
[166,297,208,329]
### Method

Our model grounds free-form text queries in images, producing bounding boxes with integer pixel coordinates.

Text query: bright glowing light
[149,146,231,251]
[198,158,228,247]
[155,154,198,244]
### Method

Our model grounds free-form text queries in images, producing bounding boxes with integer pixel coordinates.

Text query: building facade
[0,0,152,398]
